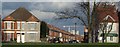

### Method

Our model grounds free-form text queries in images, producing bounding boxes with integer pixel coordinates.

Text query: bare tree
[97,3,117,43]
[55,2,116,43]
[55,2,101,43]
[99,19,114,43]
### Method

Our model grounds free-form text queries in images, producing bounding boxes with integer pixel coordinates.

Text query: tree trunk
[105,37,107,42]
[118,12,120,43]
[102,31,105,43]
[87,1,92,43]
[88,27,92,43]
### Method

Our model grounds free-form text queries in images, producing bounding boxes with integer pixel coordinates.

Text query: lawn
[2,42,120,47]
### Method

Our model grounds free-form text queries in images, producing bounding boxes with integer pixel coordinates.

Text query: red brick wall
[14,22,17,38]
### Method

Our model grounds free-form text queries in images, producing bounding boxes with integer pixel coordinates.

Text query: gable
[27,16,39,22]
[103,15,115,21]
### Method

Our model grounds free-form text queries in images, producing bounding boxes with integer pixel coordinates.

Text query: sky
[2,2,84,35]
[1,1,120,35]
[1,0,119,2]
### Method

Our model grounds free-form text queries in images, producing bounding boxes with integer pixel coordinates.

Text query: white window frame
[17,21,25,30]
[27,22,38,30]
[4,21,14,30]
[11,22,14,30]
[110,36,113,41]
[17,22,20,30]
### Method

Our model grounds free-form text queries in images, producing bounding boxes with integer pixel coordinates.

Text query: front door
[17,34,20,43]
[17,33,25,43]
[21,33,25,43]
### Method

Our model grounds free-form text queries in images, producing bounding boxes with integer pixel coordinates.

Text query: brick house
[47,24,82,42]
[2,7,41,43]
[2,7,82,43]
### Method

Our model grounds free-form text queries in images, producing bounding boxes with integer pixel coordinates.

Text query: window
[11,22,14,29]
[29,33,36,41]
[17,23,20,30]
[4,22,7,29]
[21,23,25,30]
[107,24,112,31]
[6,33,11,41]
[7,23,11,29]
[28,23,37,30]
[110,36,113,41]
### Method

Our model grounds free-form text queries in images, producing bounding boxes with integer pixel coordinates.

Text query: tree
[55,1,116,43]
[97,3,117,43]
[99,19,114,43]
[118,12,120,43]
[55,1,100,43]
[40,21,49,38]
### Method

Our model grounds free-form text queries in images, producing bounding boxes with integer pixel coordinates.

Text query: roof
[97,4,118,23]
[3,7,40,22]
[47,24,73,35]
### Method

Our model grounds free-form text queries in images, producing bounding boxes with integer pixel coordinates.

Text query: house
[2,7,83,43]
[47,24,82,43]
[2,7,41,43]
[97,4,119,43]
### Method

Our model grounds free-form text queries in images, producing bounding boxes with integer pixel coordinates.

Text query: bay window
[11,22,14,29]
[4,22,7,29]
[4,22,14,30]
[7,23,11,29]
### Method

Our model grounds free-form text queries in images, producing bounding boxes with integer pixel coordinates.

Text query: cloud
[30,10,57,20]
[29,2,75,11]
[2,2,84,35]
[2,0,119,2]
[50,2,75,9]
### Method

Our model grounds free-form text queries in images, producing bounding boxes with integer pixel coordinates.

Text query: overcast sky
[1,0,119,2]
[2,2,84,35]
[1,2,120,35]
